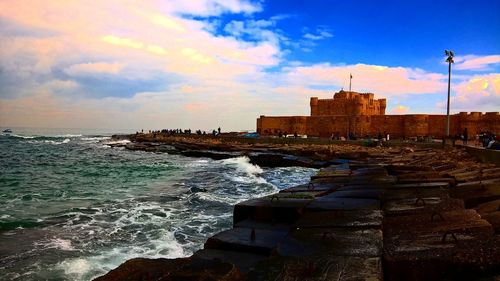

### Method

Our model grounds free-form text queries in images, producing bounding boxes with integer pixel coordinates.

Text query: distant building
[257,90,500,138]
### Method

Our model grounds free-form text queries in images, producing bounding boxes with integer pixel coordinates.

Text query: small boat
[2,129,12,133]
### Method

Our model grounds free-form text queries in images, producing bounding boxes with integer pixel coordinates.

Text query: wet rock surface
[96,137,500,281]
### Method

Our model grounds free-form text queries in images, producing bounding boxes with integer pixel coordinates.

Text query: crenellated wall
[257,111,499,139]
[257,91,499,138]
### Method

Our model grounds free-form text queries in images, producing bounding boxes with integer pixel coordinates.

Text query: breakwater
[96,135,500,281]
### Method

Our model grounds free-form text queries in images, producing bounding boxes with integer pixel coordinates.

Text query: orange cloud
[284,63,446,96]
[450,74,500,110]
[391,105,410,114]
[184,103,205,112]
[101,35,144,49]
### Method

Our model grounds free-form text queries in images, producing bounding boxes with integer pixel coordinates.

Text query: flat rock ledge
[96,135,500,281]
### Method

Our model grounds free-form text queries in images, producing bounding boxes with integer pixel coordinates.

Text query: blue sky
[0,0,499,130]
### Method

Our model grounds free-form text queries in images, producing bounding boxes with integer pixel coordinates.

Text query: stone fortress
[256,90,500,139]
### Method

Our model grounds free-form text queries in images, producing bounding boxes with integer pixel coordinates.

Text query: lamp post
[445,50,455,137]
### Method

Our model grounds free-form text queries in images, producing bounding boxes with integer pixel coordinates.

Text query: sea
[0,128,317,281]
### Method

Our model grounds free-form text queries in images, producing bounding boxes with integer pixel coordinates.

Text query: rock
[93,257,190,281]
[158,257,243,281]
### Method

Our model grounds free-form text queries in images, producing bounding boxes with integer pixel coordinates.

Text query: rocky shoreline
[96,134,500,280]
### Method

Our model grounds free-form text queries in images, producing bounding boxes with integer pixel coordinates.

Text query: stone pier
[95,147,500,281]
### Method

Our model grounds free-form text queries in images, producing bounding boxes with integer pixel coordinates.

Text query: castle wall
[258,91,499,139]
[257,113,500,139]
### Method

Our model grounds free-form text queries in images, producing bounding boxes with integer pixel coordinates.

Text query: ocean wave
[9,134,79,141]
[54,134,82,138]
[102,139,130,145]
[27,138,71,145]
[42,238,76,251]
[9,134,36,139]
[220,156,263,175]
[81,136,111,142]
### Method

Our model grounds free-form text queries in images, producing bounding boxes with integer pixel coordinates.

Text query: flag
[350,73,352,79]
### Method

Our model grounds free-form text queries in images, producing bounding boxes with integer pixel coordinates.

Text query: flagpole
[349,73,352,92]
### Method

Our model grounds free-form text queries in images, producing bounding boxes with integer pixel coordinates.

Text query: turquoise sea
[0,128,317,280]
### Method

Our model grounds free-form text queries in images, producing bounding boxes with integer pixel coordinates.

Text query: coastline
[96,134,500,281]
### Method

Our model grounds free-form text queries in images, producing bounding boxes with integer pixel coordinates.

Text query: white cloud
[454,55,500,71]
[303,26,333,40]
[448,73,500,111]
[64,62,125,76]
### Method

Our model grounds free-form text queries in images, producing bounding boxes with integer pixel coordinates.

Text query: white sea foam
[58,258,91,281]
[221,156,263,174]
[45,238,76,251]
[58,228,186,281]
[55,134,83,138]
[81,136,111,142]
[103,139,130,145]
[229,175,268,184]
[10,134,36,139]
[27,138,71,145]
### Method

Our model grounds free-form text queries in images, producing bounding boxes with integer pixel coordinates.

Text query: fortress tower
[310,90,386,116]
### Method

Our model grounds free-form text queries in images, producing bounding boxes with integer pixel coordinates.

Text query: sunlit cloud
[150,15,186,32]
[454,55,500,71]
[282,63,447,96]
[101,35,143,49]
[446,73,500,112]
[391,105,410,114]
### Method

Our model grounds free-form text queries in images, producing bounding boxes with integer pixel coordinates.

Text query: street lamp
[445,50,454,137]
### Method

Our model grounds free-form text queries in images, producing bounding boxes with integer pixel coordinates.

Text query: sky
[0,0,499,131]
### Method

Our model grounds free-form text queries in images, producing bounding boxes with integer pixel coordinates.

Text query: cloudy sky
[0,0,499,131]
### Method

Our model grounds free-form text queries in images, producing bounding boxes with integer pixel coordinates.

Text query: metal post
[446,61,451,136]
[444,50,454,138]
[349,73,352,92]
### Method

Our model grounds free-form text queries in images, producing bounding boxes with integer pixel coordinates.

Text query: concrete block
[450,180,500,208]
[192,249,267,274]
[383,236,500,281]
[390,182,450,189]
[306,196,380,212]
[325,189,383,199]
[246,256,382,281]
[294,210,383,228]
[384,209,493,240]
[277,228,382,257]
[204,227,288,256]
[383,197,465,216]
[233,195,312,224]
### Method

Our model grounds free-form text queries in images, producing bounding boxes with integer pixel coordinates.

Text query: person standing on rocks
[463,128,468,145]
